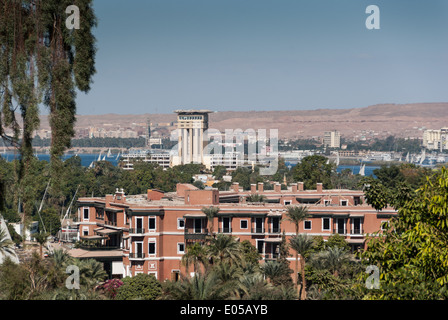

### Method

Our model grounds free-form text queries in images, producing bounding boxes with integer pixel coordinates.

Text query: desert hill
[37,102,448,140]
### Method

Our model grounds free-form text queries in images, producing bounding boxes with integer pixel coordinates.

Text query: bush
[101,278,123,299]
[115,273,162,300]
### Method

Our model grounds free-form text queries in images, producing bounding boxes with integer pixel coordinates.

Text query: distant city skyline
[60,0,448,115]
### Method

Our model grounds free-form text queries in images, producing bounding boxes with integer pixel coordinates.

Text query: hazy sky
[71,0,448,115]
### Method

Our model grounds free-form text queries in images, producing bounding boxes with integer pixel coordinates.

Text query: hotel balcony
[252,227,265,234]
[129,228,146,235]
[184,227,209,241]
[264,253,280,261]
[102,220,117,227]
[218,227,232,234]
[268,226,281,234]
[350,227,364,236]
[129,253,146,260]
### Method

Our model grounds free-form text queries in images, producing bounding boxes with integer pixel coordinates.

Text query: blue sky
[72,0,448,115]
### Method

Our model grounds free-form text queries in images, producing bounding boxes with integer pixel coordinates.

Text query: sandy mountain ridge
[36,102,448,140]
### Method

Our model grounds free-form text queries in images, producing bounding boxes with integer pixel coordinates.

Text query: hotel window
[352,218,362,234]
[324,200,331,206]
[322,217,331,231]
[148,217,156,231]
[336,218,346,234]
[240,220,248,229]
[148,240,156,255]
[177,243,185,254]
[340,200,348,206]
[95,208,104,220]
[304,220,312,230]
[222,217,231,233]
[177,218,185,229]
[284,200,292,205]
[271,217,280,233]
[83,208,89,220]
[381,221,389,231]
[82,227,89,236]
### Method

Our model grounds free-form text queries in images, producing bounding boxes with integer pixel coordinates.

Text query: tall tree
[290,234,314,300]
[284,205,309,289]
[181,242,208,276]
[0,0,97,219]
[206,234,242,266]
[202,206,219,238]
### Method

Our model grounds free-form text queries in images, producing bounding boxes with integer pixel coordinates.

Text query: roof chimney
[258,182,264,193]
[274,183,281,193]
[251,184,257,193]
[316,183,323,193]
[298,182,304,191]
[291,184,298,193]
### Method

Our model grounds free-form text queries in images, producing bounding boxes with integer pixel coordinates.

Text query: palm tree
[162,272,231,300]
[237,273,271,299]
[181,242,208,276]
[283,205,309,288]
[49,248,73,269]
[33,231,49,259]
[74,258,108,289]
[246,194,266,203]
[261,260,286,284]
[0,228,14,258]
[201,206,219,237]
[289,234,314,300]
[207,234,242,266]
[312,246,351,277]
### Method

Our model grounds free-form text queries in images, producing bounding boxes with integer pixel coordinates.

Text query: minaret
[145,118,151,148]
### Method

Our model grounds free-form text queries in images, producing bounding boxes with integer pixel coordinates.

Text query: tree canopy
[0,0,97,224]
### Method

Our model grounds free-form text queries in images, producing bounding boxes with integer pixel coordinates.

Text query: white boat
[359,163,365,176]
[419,150,426,165]
[107,148,112,158]
[97,151,102,161]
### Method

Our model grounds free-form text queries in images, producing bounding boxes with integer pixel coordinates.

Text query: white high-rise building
[323,130,341,148]
[423,127,448,150]
[171,110,212,166]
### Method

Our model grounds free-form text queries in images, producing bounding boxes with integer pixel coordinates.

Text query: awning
[347,238,365,244]
[263,238,283,243]
[80,235,105,240]
[95,228,122,235]
[105,207,123,213]
[68,248,123,259]
[267,211,283,217]
[183,213,206,218]
[349,213,365,218]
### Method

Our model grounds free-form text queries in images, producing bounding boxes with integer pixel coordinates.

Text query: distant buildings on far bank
[423,128,448,151]
[323,130,341,149]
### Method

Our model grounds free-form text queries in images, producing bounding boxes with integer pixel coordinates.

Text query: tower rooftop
[174,109,213,114]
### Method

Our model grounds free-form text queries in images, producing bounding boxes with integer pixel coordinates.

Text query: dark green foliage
[361,163,430,211]
[39,207,62,236]
[360,167,448,299]
[116,273,162,300]
[292,155,335,189]
[0,0,97,223]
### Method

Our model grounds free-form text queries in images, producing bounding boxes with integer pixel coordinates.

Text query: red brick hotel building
[71,182,396,280]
